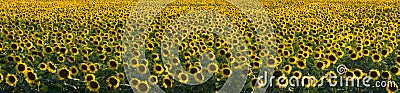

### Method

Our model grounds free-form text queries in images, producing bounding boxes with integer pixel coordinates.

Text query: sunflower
[6,74,18,87]
[107,60,118,70]
[148,75,158,85]
[153,63,164,75]
[85,74,96,82]
[390,66,400,76]
[221,68,231,78]
[117,72,125,80]
[57,67,71,80]
[88,64,98,73]
[15,62,27,73]
[24,70,37,84]
[206,63,218,73]
[79,63,89,73]
[47,61,57,73]
[177,73,188,83]
[137,81,150,93]
[107,76,120,89]
[288,56,297,65]
[371,54,382,62]
[386,82,398,93]
[189,66,200,74]
[162,77,173,88]
[381,71,392,80]
[369,69,380,81]
[87,80,100,92]
[326,54,337,64]
[314,61,325,70]
[282,65,292,74]
[276,76,288,89]
[69,66,79,76]
[37,62,46,71]
[353,68,365,79]
[292,71,302,79]
[296,59,306,69]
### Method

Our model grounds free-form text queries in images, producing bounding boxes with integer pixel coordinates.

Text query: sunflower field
[0,0,399,92]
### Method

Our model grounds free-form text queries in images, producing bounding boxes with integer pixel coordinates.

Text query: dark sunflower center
[45,47,52,52]
[273,71,283,78]
[329,55,336,61]
[294,73,299,77]
[316,62,323,68]
[60,69,69,78]
[138,83,148,91]
[110,78,118,85]
[190,68,198,74]
[354,71,361,76]
[9,76,16,82]
[396,57,400,63]
[350,54,356,58]
[28,72,36,80]
[71,68,77,73]
[222,69,231,75]
[391,67,399,73]
[373,55,380,60]
[164,79,172,86]
[90,65,96,71]
[155,66,162,71]
[382,72,389,77]
[90,81,99,88]
[298,61,305,66]
[289,58,295,62]
[17,64,25,71]
[87,76,93,81]
[370,72,378,77]
[110,61,117,67]
[81,65,87,70]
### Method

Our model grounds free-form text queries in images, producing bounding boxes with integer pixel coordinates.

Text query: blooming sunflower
[6,74,18,87]
[15,62,27,73]
[85,74,96,82]
[369,69,380,81]
[57,67,71,80]
[24,70,37,84]
[107,59,118,70]
[86,80,100,92]
[107,76,120,89]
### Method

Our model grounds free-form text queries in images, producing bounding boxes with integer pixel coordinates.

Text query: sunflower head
[369,69,380,81]
[6,74,18,87]
[57,67,71,80]
[87,80,100,92]
[85,74,96,82]
[24,71,37,84]
[107,76,120,89]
